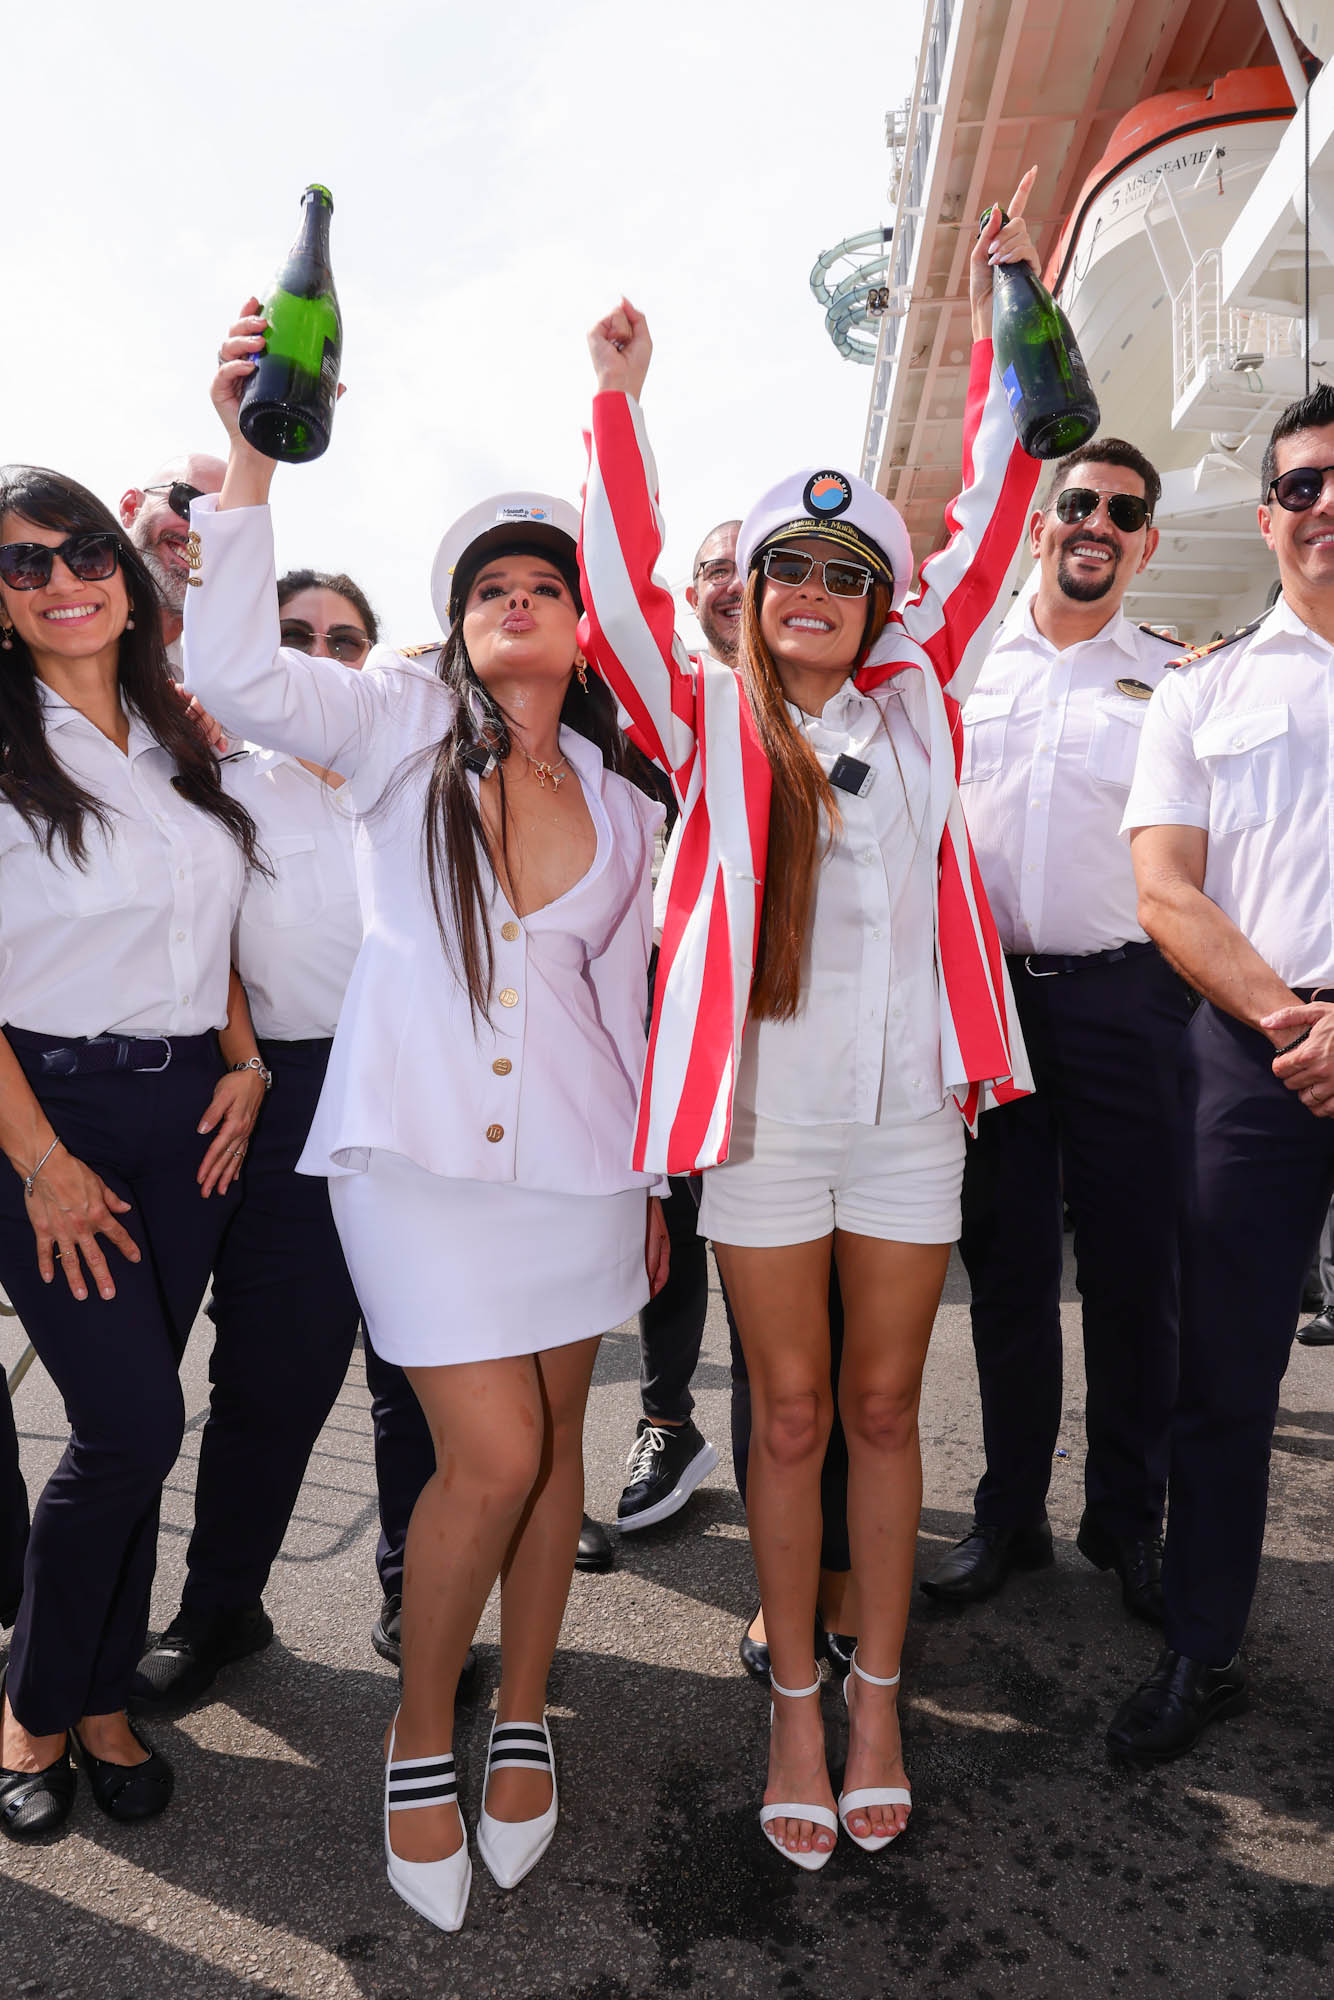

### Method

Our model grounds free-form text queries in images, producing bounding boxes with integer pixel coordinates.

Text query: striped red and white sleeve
[895,339,1040,704]
[578,392,700,792]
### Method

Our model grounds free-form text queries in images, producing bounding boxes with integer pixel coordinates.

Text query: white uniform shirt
[736,678,943,1125]
[960,604,1179,955]
[0,686,243,1037]
[1122,597,1334,992]
[184,497,664,1194]
[221,748,362,1041]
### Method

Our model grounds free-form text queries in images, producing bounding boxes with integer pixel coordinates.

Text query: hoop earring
[574,653,589,693]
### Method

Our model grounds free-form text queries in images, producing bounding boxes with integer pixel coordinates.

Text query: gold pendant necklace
[523,749,569,790]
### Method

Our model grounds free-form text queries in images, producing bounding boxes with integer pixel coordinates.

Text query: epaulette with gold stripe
[399,641,442,659]
[1167,615,1266,669]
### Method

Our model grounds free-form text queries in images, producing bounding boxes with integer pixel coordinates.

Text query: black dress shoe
[129,1602,273,1714]
[1076,1516,1165,1623]
[1297,1307,1334,1346]
[575,1513,614,1574]
[371,1593,478,1694]
[0,1670,76,1844]
[1106,1649,1248,1765]
[739,1614,770,1685]
[69,1719,173,1821]
[738,1609,836,1687]
[919,1520,1053,1603]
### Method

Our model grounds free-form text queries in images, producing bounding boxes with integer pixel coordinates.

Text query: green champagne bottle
[239,185,342,464]
[983,207,1099,460]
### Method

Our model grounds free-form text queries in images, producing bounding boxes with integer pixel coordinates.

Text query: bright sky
[4,2,916,646]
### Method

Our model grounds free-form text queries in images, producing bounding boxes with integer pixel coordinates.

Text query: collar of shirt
[1255,594,1334,656]
[36,678,158,759]
[990,601,1144,664]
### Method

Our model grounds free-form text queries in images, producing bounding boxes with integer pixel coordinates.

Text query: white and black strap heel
[760,1670,838,1872]
[476,1716,558,1889]
[838,1651,912,1853]
[383,1713,471,1932]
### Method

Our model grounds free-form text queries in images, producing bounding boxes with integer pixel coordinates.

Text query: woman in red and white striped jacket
[580,178,1041,1870]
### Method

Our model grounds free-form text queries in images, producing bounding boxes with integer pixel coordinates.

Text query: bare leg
[487,1335,601,1823]
[713,1236,836,1860]
[834,1231,950,1841]
[1,1691,65,1773]
[388,1355,544,1865]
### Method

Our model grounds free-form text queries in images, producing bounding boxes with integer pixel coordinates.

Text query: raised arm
[579,301,700,788]
[894,173,1044,703]
[182,301,385,771]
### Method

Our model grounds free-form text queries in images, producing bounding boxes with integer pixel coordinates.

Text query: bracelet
[22,1137,60,1199]
[231,1057,273,1092]
[1275,1029,1312,1057]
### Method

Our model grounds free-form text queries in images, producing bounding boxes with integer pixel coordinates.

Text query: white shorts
[329,1149,649,1366]
[698,1102,964,1248]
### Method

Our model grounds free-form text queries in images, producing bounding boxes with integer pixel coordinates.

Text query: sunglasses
[1053,487,1151,533]
[761,549,876,598]
[143,481,206,522]
[1266,463,1334,512]
[280,619,370,664]
[0,531,122,592]
[694,558,738,586]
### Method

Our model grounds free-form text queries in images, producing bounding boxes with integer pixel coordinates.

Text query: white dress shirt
[221,748,362,1041]
[184,497,664,1193]
[735,677,943,1124]
[1122,597,1334,992]
[961,604,1179,955]
[0,686,243,1038]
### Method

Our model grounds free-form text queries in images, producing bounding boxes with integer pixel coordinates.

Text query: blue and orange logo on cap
[803,471,853,519]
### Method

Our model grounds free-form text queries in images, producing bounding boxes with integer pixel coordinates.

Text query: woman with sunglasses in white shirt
[0,465,268,1843]
[580,176,1043,1870]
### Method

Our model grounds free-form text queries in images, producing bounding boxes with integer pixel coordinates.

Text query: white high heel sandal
[838,1650,912,1853]
[476,1716,558,1889]
[759,1670,839,1872]
[383,1712,472,1932]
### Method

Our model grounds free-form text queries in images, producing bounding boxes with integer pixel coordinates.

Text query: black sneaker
[617,1418,719,1532]
[372,1592,479,1696]
[128,1602,273,1715]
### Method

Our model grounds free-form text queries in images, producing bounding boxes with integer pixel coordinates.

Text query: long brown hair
[741,570,892,1020]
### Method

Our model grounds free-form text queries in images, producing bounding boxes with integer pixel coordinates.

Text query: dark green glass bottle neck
[292,191,332,265]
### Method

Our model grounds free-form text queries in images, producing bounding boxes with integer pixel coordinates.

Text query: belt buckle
[138,1036,172,1073]
[38,1046,79,1077]
[1023,955,1060,980]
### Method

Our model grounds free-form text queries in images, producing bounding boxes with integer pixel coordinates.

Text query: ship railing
[1172,247,1298,411]
[861,0,955,482]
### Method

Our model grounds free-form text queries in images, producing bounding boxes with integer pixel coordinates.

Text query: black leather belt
[4,1027,218,1077]
[1013,941,1158,979]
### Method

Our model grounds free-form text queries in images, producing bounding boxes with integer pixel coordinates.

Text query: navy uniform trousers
[0,1032,235,1735]
[1,1371,29,1629]
[639,1175,711,1425]
[361,1338,435,1603]
[182,1037,364,1614]
[959,945,1193,1540]
[1166,1001,1334,1663]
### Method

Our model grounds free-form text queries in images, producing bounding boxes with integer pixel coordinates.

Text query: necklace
[522,748,570,790]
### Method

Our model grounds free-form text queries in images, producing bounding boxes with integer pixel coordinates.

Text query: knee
[757,1387,832,1469]
[72,1380,185,1493]
[841,1384,919,1456]
[438,1431,542,1514]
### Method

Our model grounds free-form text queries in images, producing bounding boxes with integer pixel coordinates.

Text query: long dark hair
[411,616,658,1021]
[276,567,380,642]
[0,465,264,869]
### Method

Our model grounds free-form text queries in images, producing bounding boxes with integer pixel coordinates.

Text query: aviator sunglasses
[280,619,370,664]
[1054,487,1151,533]
[761,548,876,598]
[142,480,206,521]
[1266,464,1334,512]
[0,531,122,592]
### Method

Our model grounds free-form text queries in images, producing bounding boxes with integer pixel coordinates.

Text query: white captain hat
[736,468,914,613]
[430,492,582,628]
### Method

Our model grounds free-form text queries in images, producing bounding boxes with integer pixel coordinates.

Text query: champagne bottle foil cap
[303,184,333,208]
[737,467,913,611]
[431,492,582,627]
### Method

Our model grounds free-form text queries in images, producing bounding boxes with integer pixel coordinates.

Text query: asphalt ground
[1,1252,1331,2000]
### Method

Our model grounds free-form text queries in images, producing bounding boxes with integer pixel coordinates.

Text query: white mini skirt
[329,1149,650,1366]
[698,1101,965,1249]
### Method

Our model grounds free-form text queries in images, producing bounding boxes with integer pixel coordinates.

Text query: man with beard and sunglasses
[1106,384,1334,1761]
[120,457,227,676]
[922,439,1193,1623]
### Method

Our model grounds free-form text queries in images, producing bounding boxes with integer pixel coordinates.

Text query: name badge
[1115,677,1153,701]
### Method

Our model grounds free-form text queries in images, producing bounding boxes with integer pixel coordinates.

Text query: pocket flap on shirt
[965,690,1016,722]
[1192,706,1288,759]
[264,832,319,858]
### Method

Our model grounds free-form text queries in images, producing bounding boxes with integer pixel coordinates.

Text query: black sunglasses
[143,481,206,521]
[1054,487,1151,533]
[280,619,370,664]
[1266,463,1334,512]
[0,531,122,592]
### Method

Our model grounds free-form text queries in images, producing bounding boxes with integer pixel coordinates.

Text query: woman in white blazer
[184,303,668,1934]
